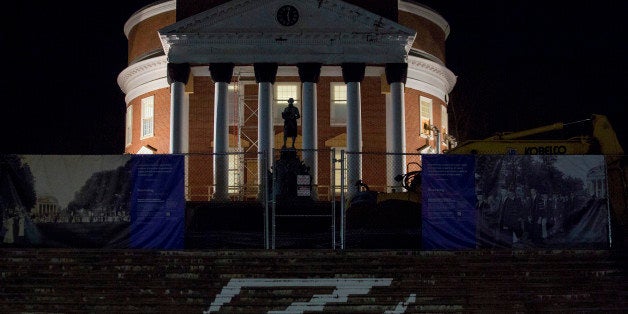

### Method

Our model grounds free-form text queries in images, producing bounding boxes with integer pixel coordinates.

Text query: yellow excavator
[446,114,627,246]
[348,114,627,248]
[446,114,624,156]
[447,114,626,228]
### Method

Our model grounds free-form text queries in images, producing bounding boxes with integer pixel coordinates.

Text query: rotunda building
[117,0,457,201]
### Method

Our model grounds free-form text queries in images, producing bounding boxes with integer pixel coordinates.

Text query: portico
[159,0,416,200]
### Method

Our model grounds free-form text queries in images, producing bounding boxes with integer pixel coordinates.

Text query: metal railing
[183,150,424,249]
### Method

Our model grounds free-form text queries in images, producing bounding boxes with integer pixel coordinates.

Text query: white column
[170,81,185,154]
[167,63,190,154]
[346,81,362,198]
[258,81,273,181]
[301,81,318,199]
[342,63,365,200]
[298,63,321,200]
[209,63,234,202]
[385,63,409,193]
[388,81,406,192]
[213,82,230,201]
[182,93,190,153]
[254,63,278,201]
[385,94,394,190]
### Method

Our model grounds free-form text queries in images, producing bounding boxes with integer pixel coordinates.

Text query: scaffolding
[228,72,260,200]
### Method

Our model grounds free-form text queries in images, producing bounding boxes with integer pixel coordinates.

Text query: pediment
[159,0,416,64]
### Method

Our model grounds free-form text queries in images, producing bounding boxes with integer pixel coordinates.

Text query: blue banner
[130,155,185,249]
[422,155,476,250]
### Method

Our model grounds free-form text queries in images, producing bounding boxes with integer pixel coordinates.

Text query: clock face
[276,5,299,26]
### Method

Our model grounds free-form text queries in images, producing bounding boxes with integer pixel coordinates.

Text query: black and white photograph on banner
[475,155,610,249]
[0,154,133,248]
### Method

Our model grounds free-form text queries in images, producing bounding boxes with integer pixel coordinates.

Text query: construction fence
[184,149,426,202]
[1,153,624,250]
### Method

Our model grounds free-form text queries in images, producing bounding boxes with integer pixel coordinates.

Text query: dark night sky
[1,0,626,154]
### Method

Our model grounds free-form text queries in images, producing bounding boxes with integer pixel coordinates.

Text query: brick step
[3,256,620,266]
[0,304,204,314]
[1,248,619,258]
[2,270,622,280]
[1,249,626,312]
[3,254,620,265]
[4,284,623,295]
[4,269,620,278]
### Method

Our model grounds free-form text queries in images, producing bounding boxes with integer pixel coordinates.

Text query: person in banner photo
[539,192,550,241]
[548,192,566,237]
[2,209,14,244]
[498,186,525,247]
[526,187,544,245]
[559,192,577,234]
[476,191,497,248]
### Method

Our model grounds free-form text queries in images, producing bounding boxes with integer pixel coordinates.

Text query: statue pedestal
[274,148,311,201]
[280,149,297,160]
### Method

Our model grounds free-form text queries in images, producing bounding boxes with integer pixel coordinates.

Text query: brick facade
[127,11,175,64]
[174,74,445,198]
[398,11,447,62]
[120,1,454,199]
[125,88,171,154]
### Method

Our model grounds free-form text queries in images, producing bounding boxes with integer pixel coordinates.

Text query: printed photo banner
[422,155,610,250]
[0,154,184,249]
[2,153,611,250]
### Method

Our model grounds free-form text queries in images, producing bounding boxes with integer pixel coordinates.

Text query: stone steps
[1,249,626,313]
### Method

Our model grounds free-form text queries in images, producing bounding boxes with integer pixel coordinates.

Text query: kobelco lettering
[524,145,567,155]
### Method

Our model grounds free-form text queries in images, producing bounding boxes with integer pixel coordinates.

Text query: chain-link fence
[341,151,423,194]
[185,150,421,203]
[340,151,424,249]
[185,149,344,202]
[185,152,266,202]
[267,148,338,249]
[184,150,426,249]
[3,153,623,250]
[184,152,628,250]
[186,150,339,249]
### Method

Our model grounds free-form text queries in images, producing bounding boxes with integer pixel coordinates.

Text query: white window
[227,84,242,126]
[273,83,300,125]
[228,149,243,195]
[125,105,132,146]
[441,106,448,135]
[332,147,348,194]
[330,83,347,126]
[141,96,154,139]
[420,96,433,137]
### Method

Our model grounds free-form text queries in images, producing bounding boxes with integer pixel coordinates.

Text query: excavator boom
[445,114,626,245]
[449,114,623,156]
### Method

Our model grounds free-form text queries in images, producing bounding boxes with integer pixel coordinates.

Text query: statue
[281,97,300,148]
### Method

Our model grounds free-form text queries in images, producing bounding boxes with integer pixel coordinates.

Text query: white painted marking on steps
[384,293,417,314]
[204,278,394,313]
